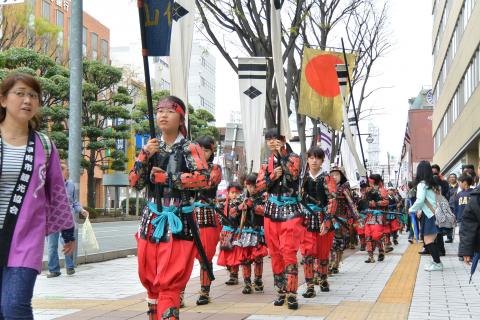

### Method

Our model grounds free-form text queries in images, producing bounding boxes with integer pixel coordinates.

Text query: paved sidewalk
[32,232,480,319]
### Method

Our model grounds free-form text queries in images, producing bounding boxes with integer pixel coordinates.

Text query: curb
[42,248,137,271]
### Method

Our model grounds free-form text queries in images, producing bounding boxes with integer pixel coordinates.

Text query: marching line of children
[128,96,405,319]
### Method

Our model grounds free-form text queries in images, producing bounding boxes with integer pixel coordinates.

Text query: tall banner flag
[299,48,355,130]
[336,64,367,178]
[238,57,268,173]
[319,122,333,174]
[169,0,195,119]
[270,0,292,139]
[142,0,174,56]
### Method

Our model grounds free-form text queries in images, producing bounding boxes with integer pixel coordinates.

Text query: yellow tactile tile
[326,301,374,320]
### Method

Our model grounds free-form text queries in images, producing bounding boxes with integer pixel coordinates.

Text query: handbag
[424,191,456,228]
[82,217,100,252]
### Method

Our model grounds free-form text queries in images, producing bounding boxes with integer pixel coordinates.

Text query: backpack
[425,191,456,228]
[36,131,52,168]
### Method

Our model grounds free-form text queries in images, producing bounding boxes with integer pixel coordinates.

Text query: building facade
[432,0,480,173]
[409,88,434,174]
[367,122,380,174]
[188,43,216,115]
[2,0,110,65]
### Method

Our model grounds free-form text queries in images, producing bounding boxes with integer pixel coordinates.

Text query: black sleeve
[458,201,479,257]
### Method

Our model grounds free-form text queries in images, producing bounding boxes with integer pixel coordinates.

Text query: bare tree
[328,0,391,160]
[196,0,308,128]
[296,0,364,157]
[196,0,391,163]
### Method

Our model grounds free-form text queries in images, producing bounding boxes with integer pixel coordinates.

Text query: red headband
[156,100,186,118]
[228,186,243,192]
[156,100,187,137]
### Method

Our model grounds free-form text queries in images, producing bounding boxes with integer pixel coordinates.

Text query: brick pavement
[32,232,480,319]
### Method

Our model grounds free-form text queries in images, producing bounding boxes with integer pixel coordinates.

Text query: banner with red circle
[299,48,356,130]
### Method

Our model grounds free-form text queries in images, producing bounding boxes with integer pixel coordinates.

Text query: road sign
[0,0,25,6]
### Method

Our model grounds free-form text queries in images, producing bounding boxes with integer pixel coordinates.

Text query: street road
[43,220,139,260]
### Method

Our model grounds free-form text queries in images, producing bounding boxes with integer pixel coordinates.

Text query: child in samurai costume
[129,96,211,320]
[355,182,369,251]
[234,173,268,294]
[299,146,333,297]
[217,182,244,286]
[386,187,401,246]
[256,129,302,309]
[325,166,361,274]
[364,174,390,263]
[192,136,222,306]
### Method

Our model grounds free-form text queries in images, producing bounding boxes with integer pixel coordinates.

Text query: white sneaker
[424,262,443,272]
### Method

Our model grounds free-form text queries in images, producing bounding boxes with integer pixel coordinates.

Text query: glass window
[101,39,108,64]
[42,1,51,21]
[82,26,88,57]
[91,33,98,60]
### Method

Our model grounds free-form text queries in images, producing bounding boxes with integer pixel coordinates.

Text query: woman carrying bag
[0,73,75,318]
[409,161,443,271]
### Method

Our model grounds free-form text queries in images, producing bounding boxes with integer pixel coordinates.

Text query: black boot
[253,277,264,293]
[225,273,239,285]
[378,253,385,261]
[242,278,253,294]
[302,284,316,298]
[196,286,210,305]
[320,275,330,292]
[274,292,286,306]
[287,293,299,310]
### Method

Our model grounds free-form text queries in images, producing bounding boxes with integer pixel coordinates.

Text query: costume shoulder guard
[182,140,209,172]
[208,163,222,188]
[284,153,301,181]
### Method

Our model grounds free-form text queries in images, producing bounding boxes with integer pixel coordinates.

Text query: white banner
[336,64,366,183]
[318,122,333,174]
[238,57,267,173]
[270,0,291,139]
[169,0,195,124]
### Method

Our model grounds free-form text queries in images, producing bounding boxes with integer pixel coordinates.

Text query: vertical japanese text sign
[143,0,174,56]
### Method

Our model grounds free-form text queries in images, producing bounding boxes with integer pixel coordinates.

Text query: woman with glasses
[0,73,75,319]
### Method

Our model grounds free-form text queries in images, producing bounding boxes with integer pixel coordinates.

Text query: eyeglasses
[157,108,177,115]
[9,90,40,101]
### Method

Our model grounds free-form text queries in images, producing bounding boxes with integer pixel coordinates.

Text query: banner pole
[137,0,162,211]
[340,38,367,171]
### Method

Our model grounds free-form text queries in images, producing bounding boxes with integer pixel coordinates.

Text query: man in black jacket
[459,182,480,264]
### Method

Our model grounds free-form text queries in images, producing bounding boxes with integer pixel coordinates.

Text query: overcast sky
[83,0,432,162]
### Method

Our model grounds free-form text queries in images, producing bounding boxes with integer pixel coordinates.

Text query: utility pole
[68,1,83,207]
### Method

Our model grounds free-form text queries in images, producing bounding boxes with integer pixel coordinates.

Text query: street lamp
[358,133,374,144]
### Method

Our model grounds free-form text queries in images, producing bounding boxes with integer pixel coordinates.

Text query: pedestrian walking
[454,174,474,224]
[217,182,243,286]
[0,73,75,319]
[129,96,212,320]
[46,162,89,278]
[459,167,480,266]
[237,174,268,295]
[363,174,389,263]
[190,136,222,306]
[299,146,332,297]
[409,161,443,272]
[256,129,302,309]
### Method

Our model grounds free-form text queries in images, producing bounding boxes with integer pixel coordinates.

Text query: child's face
[307,156,323,172]
[460,181,469,190]
[246,184,256,195]
[201,147,213,161]
[266,137,284,152]
[228,189,241,200]
[331,171,341,184]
